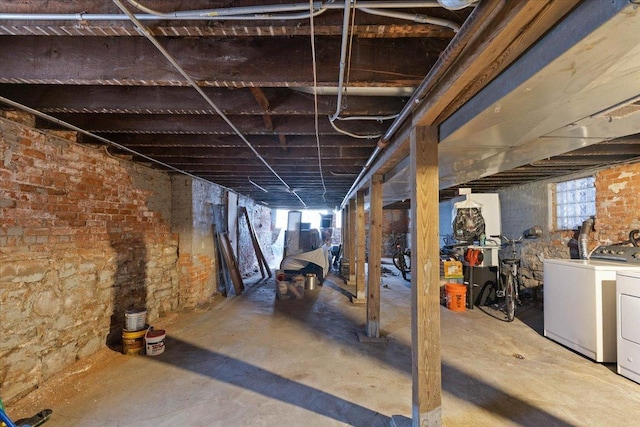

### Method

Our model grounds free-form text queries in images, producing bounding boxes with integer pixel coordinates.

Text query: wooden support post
[341,206,348,262]
[354,190,367,303]
[410,125,441,426]
[347,198,357,285]
[366,174,383,337]
[342,204,349,268]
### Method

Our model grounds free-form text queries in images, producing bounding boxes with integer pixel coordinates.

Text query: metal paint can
[305,273,317,290]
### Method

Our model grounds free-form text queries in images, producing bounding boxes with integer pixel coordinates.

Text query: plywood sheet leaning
[213,224,231,297]
[218,232,244,296]
[240,206,272,279]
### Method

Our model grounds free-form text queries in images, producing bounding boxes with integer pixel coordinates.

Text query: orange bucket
[445,283,467,312]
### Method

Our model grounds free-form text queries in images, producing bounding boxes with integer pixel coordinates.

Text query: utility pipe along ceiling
[1,1,640,209]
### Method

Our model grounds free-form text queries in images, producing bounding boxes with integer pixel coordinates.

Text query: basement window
[555,177,596,230]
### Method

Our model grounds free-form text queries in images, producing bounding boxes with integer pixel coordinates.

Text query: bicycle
[486,233,524,322]
[392,238,411,281]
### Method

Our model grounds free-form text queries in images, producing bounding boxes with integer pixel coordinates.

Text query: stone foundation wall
[0,115,179,403]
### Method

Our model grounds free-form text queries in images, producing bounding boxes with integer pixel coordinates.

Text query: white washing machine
[616,271,640,383]
[544,259,640,362]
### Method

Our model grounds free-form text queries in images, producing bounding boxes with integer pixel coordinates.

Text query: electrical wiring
[309,0,328,202]
[342,0,358,113]
[248,177,269,193]
[0,95,237,193]
[328,118,382,139]
[113,0,308,208]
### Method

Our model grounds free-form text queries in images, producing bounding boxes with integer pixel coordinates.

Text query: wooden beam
[0,37,434,87]
[218,233,244,296]
[340,0,575,205]
[354,189,366,303]
[38,113,386,136]
[0,23,455,40]
[249,87,270,112]
[366,174,383,338]
[428,0,581,125]
[249,87,274,132]
[107,133,375,148]
[341,206,348,270]
[410,125,441,425]
[347,198,357,285]
[0,85,406,117]
[279,134,288,152]
[132,146,372,161]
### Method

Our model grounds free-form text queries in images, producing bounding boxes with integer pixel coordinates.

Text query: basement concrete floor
[7,263,640,427]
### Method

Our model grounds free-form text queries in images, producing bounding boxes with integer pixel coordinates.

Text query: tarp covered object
[280,246,330,278]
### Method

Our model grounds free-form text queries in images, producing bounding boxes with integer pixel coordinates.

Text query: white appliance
[616,271,640,383]
[544,259,640,362]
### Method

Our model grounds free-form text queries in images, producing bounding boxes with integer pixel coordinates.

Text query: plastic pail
[145,329,166,356]
[445,283,467,312]
[122,327,148,355]
[124,309,147,331]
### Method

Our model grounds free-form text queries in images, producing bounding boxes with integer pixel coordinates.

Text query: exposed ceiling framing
[1,0,640,209]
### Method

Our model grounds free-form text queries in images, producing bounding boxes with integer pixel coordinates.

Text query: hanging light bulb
[437,0,478,10]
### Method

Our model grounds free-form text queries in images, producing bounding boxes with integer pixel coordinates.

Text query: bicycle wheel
[392,251,410,281]
[505,273,515,322]
[392,251,404,271]
[401,252,410,280]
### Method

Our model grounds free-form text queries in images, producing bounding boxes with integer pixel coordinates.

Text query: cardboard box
[443,260,463,279]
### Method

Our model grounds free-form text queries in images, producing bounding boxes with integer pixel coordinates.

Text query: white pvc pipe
[330,0,353,122]
[113,0,308,207]
[0,1,468,22]
[359,7,460,32]
[293,86,415,97]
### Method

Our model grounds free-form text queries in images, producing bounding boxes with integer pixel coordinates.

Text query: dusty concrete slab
[6,266,640,427]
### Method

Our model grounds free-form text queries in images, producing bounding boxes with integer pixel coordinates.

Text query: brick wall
[382,209,409,256]
[0,112,276,403]
[0,115,179,402]
[497,160,640,290]
[594,163,640,244]
[170,176,274,305]
[172,176,223,307]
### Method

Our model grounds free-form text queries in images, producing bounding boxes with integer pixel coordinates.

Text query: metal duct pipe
[579,217,595,259]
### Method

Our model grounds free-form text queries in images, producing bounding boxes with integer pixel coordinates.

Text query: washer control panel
[591,245,640,263]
